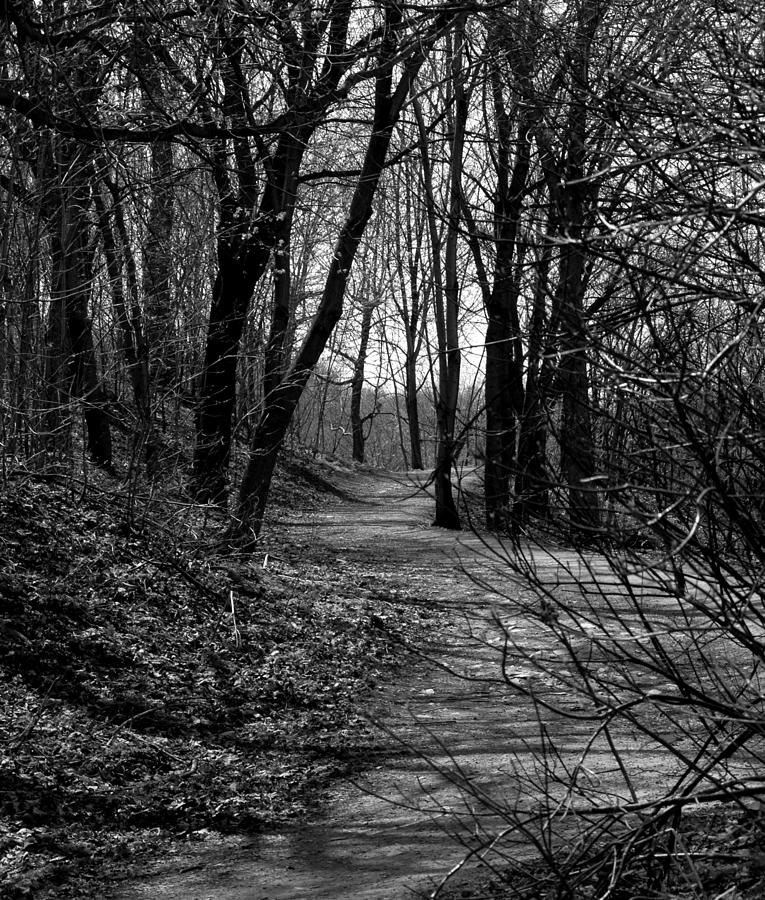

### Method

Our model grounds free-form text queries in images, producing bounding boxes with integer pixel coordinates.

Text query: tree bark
[555,0,603,539]
[515,219,555,524]
[49,141,113,469]
[482,35,530,531]
[350,300,374,463]
[191,224,273,502]
[558,245,601,537]
[93,179,151,432]
[405,353,424,469]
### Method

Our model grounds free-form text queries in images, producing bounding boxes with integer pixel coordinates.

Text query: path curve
[112,470,679,900]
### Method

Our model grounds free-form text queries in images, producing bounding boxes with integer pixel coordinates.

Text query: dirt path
[111,470,678,900]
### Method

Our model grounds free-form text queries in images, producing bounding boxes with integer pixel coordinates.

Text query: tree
[190,3,357,501]
[460,6,537,531]
[348,274,381,465]
[233,0,451,541]
[547,0,605,539]
[413,19,469,530]
[386,149,432,469]
[386,152,431,470]
[436,1,765,893]
[92,166,151,452]
[41,46,113,469]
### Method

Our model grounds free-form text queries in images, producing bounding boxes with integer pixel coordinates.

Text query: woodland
[3,0,765,897]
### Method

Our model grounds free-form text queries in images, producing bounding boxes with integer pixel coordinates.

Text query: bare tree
[412,19,469,530]
[233,1,451,541]
[387,153,431,470]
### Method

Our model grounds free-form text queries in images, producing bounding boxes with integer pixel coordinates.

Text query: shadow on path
[111,469,679,900]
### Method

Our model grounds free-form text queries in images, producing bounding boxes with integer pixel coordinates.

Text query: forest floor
[0,452,439,899]
[2,456,763,899]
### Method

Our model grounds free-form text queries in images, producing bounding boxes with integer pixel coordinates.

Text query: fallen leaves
[0,465,431,898]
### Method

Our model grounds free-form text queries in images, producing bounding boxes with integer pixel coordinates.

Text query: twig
[230,589,242,648]
[10,677,59,751]
[120,729,186,763]
[105,708,160,748]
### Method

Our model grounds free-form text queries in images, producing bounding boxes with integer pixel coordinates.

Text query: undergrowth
[0,453,429,898]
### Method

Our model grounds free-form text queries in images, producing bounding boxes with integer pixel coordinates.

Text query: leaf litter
[0,455,431,898]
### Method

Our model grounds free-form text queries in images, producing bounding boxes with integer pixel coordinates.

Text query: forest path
[112,469,677,900]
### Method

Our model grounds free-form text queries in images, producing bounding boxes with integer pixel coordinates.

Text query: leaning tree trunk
[191,228,273,503]
[190,0,359,504]
[233,7,429,542]
[190,99,313,502]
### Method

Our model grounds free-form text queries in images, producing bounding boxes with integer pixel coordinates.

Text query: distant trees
[387,161,429,471]
[232,0,453,541]
[0,1,456,518]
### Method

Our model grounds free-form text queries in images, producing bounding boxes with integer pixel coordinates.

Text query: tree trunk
[482,51,529,531]
[515,374,549,523]
[93,178,154,471]
[555,0,603,540]
[432,435,461,528]
[191,231,272,502]
[405,354,424,469]
[42,287,69,463]
[94,182,150,415]
[460,16,537,531]
[190,119,307,503]
[350,300,374,463]
[13,259,39,458]
[393,155,427,470]
[515,218,555,525]
[190,0,363,502]
[49,142,112,470]
[558,244,601,537]
[413,23,467,531]
[143,138,176,393]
